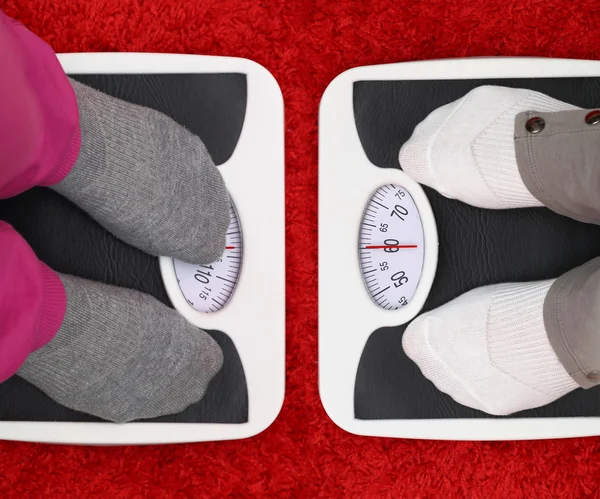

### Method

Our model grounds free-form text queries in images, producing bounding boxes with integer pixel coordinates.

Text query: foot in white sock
[402,281,579,415]
[399,86,579,209]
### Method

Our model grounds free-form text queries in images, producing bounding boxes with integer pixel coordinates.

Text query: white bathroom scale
[0,53,285,445]
[319,57,600,440]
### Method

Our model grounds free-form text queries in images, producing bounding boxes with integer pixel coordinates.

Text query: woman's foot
[53,79,230,264]
[19,274,224,423]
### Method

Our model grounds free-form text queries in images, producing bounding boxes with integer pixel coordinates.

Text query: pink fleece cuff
[0,10,81,198]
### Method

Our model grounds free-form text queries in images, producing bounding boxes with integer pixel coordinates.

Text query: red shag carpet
[2,1,600,497]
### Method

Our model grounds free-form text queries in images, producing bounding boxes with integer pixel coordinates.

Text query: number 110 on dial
[358,184,425,310]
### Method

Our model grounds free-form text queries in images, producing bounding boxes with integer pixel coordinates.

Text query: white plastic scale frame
[319,57,600,441]
[0,53,285,445]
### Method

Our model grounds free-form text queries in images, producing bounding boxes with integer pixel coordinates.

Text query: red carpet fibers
[2,1,600,497]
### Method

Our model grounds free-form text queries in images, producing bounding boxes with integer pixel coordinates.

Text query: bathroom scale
[319,57,600,440]
[0,53,285,444]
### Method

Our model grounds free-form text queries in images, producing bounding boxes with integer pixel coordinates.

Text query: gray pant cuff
[514,109,600,225]
[544,257,600,389]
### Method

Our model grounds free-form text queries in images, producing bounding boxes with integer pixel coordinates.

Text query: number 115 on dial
[358,184,425,310]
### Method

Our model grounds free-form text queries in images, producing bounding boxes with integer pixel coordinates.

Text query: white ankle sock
[399,86,579,209]
[402,281,579,415]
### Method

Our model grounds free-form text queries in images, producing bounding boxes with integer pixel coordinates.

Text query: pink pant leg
[0,222,66,382]
[0,10,80,198]
[0,11,77,380]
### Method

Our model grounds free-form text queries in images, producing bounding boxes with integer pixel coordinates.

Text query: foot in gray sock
[18,274,223,423]
[52,79,229,264]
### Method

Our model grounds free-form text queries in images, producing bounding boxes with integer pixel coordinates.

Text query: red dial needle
[225,246,236,250]
[364,245,418,249]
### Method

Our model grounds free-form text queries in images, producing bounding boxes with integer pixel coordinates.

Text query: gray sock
[52,79,229,264]
[18,274,224,423]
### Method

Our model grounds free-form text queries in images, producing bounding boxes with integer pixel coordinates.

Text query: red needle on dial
[225,246,236,249]
[364,245,418,249]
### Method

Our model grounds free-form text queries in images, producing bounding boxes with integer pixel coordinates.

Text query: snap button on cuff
[585,110,600,125]
[525,117,545,134]
[586,370,600,382]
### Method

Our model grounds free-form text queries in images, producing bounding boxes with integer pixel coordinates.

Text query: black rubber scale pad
[0,74,249,424]
[354,78,600,419]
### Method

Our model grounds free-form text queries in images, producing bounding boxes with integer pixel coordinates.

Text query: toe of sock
[398,99,463,193]
[402,314,492,414]
[196,163,231,263]
[170,174,230,265]
[154,328,224,418]
[398,121,437,189]
[200,199,230,263]
[195,330,225,384]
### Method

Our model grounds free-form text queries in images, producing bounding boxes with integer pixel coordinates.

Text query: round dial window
[359,184,425,310]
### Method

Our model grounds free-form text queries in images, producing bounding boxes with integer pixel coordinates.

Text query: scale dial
[174,202,243,313]
[359,184,425,310]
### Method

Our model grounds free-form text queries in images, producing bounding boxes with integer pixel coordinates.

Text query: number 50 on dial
[359,184,425,310]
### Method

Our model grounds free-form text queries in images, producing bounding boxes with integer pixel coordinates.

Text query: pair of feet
[399,86,581,415]
[16,80,231,423]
